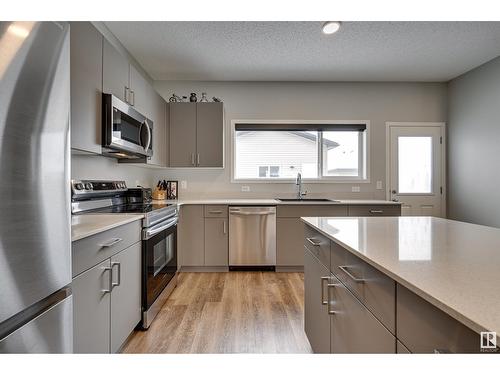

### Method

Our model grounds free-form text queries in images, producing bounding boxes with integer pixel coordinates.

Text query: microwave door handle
[138,121,144,148]
[144,120,152,151]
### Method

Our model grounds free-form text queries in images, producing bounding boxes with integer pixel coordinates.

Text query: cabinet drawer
[304,225,330,268]
[72,220,141,277]
[330,240,396,334]
[204,205,228,218]
[278,205,347,218]
[348,205,401,216]
[330,273,396,353]
[397,285,481,353]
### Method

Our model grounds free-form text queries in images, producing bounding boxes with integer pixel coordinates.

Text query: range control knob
[85,183,93,190]
[74,183,84,190]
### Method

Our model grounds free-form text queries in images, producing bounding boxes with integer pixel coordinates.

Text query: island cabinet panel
[330,240,396,334]
[330,273,396,353]
[348,205,401,217]
[396,285,481,353]
[304,248,331,353]
[304,225,331,268]
[397,340,411,354]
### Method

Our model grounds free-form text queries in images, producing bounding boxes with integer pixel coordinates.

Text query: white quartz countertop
[153,198,401,206]
[72,214,144,242]
[301,216,500,340]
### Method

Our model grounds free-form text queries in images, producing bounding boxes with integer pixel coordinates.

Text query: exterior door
[388,123,445,217]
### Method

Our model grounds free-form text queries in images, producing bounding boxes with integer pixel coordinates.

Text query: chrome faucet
[296,173,307,199]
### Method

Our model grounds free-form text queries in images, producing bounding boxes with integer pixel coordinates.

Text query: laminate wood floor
[122,272,312,353]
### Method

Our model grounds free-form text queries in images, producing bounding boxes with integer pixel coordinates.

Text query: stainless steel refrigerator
[0,22,72,353]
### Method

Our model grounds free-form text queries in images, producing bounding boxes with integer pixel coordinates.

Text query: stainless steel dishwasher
[229,206,276,269]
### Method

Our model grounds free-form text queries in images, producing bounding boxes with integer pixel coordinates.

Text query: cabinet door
[330,274,395,353]
[70,21,102,154]
[196,102,224,167]
[304,248,331,353]
[204,218,228,266]
[147,93,167,167]
[102,38,129,102]
[277,218,306,267]
[169,103,197,167]
[110,243,142,353]
[129,64,153,116]
[178,205,205,266]
[72,259,111,353]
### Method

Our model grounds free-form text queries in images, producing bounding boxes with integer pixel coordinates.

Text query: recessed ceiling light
[322,21,341,35]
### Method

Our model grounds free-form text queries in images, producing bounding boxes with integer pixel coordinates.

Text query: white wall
[447,56,500,228]
[153,81,447,199]
[71,153,154,188]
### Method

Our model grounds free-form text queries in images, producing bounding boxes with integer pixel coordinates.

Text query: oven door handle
[143,217,178,240]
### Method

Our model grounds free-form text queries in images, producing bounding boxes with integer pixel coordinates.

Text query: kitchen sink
[276,198,340,202]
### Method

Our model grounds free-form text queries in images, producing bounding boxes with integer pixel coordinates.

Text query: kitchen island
[302,216,500,353]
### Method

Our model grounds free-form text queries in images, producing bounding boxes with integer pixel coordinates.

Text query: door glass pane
[398,136,432,193]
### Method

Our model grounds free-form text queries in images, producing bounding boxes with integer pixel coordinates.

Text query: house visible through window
[233,122,367,181]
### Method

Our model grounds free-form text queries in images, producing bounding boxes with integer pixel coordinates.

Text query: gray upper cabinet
[196,102,224,167]
[72,259,111,353]
[146,92,167,167]
[110,242,142,353]
[102,38,130,103]
[129,64,153,116]
[169,103,197,167]
[169,102,224,168]
[70,22,102,154]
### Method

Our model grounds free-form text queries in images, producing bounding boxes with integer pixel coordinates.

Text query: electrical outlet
[376,181,383,190]
[180,180,187,190]
[241,185,250,192]
[351,186,360,193]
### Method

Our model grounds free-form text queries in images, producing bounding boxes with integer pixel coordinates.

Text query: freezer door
[0,22,71,322]
[0,295,72,353]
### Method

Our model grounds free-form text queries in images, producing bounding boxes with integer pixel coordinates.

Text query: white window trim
[230,119,371,184]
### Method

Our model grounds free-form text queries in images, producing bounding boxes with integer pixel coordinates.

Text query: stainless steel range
[71,180,178,329]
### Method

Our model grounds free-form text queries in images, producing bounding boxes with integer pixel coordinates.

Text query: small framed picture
[167,180,178,200]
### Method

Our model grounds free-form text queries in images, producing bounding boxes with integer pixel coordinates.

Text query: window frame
[230,119,371,183]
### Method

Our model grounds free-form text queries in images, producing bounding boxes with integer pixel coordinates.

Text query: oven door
[102,93,153,157]
[142,218,177,310]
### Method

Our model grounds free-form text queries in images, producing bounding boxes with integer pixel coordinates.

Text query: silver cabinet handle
[338,265,365,283]
[327,282,338,315]
[197,153,200,166]
[369,210,384,214]
[99,238,123,248]
[102,266,112,293]
[306,237,321,247]
[230,211,275,216]
[111,262,121,288]
[130,90,135,106]
[223,220,227,234]
[191,153,195,166]
[209,210,223,214]
[320,276,329,305]
[124,86,130,103]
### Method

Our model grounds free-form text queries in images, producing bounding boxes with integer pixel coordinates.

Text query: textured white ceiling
[104,21,500,82]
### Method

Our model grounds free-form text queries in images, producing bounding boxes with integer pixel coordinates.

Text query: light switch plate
[180,180,187,190]
[241,185,250,192]
[352,186,360,192]
[376,181,383,190]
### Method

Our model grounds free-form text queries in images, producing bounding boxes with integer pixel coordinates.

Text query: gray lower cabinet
[204,218,228,266]
[304,248,331,353]
[169,102,224,168]
[110,242,142,352]
[277,218,305,266]
[330,273,395,353]
[178,205,205,266]
[70,21,102,154]
[72,258,111,353]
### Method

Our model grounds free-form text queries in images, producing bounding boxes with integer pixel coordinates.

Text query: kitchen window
[232,121,369,182]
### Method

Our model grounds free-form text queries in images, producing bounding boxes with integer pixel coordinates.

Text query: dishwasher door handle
[229,210,275,216]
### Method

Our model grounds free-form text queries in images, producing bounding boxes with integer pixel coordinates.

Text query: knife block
[152,188,166,201]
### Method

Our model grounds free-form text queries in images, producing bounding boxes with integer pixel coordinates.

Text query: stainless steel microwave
[102,93,153,159]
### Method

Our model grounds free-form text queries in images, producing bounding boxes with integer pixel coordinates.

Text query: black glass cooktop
[91,202,174,214]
